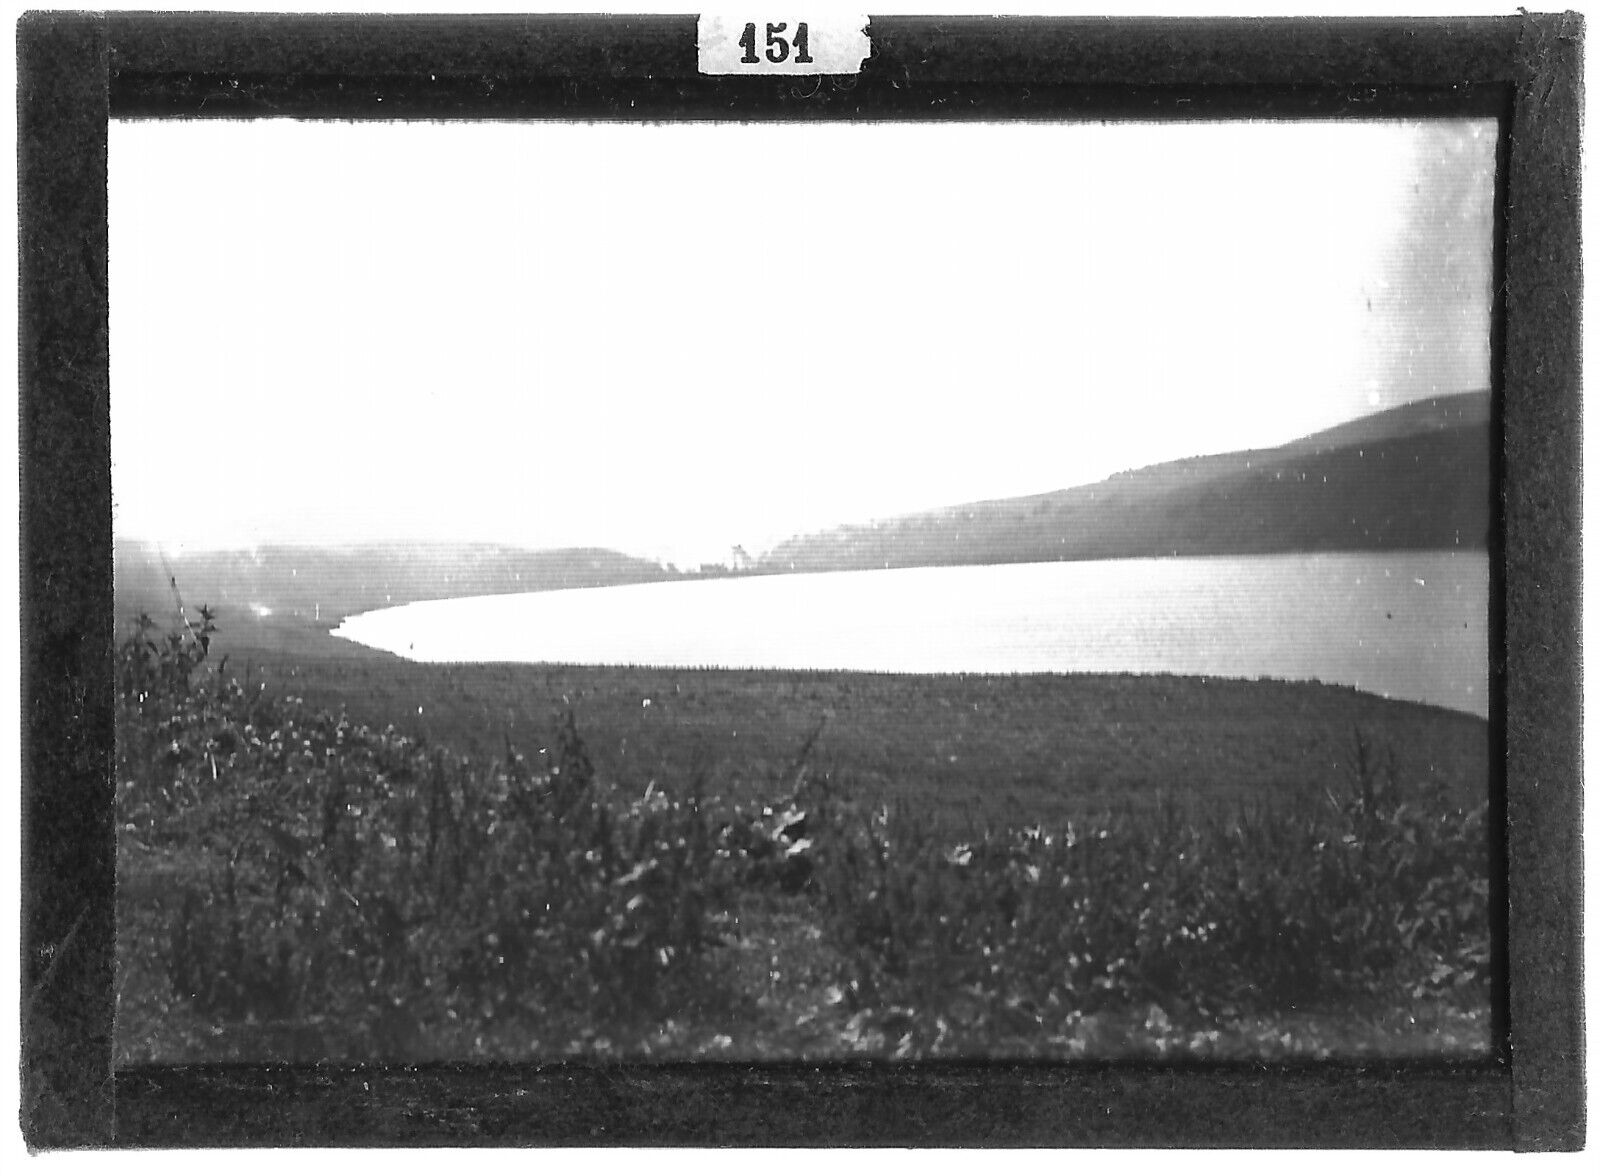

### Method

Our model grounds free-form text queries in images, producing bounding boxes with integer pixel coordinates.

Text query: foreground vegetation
[116,610,1493,1064]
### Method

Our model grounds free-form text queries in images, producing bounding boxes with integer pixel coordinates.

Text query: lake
[332,552,1490,717]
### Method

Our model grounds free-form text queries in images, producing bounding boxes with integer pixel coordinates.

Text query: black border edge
[17,7,114,1150]
[1502,8,1586,1152]
[14,9,1584,1149]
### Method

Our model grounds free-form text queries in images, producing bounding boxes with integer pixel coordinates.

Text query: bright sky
[110,118,1495,567]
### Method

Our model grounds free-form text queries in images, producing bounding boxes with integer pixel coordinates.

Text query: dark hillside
[759,391,1489,573]
[1157,424,1489,554]
[1277,389,1491,456]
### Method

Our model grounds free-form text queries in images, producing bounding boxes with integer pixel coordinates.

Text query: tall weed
[116,613,754,1059]
[806,745,1490,1053]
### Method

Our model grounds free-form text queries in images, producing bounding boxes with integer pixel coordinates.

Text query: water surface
[333,552,1489,716]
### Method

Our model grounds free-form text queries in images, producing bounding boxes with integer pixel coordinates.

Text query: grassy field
[212,614,1489,831]
[115,609,1495,1065]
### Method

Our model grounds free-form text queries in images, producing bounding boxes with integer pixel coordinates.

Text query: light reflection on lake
[333,552,1490,717]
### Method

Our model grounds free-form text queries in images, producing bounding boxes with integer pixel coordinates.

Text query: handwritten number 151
[738,21,814,64]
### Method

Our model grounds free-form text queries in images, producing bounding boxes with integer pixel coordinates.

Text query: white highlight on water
[333,553,1489,717]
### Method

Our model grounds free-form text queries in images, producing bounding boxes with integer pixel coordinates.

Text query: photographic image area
[111,118,1496,1064]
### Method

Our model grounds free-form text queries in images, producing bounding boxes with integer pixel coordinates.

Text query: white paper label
[697,14,870,75]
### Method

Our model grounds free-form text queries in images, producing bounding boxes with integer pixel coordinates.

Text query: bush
[116,611,755,1059]
[806,742,1490,1054]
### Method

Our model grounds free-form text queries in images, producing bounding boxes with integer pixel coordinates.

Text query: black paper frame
[17,10,1584,1149]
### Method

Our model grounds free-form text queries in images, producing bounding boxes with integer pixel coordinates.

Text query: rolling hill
[757,390,1491,574]
[115,541,677,628]
[115,390,1491,649]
